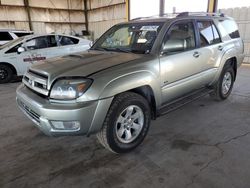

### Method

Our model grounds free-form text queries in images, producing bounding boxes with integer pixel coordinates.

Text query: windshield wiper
[113,48,131,53]
[92,47,131,53]
[92,47,108,51]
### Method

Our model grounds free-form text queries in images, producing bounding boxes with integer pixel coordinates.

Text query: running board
[158,88,213,116]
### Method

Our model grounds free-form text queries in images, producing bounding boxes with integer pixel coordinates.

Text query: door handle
[193,51,200,58]
[218,45,223,51]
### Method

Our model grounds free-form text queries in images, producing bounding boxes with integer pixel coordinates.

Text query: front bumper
[16,84,113,136]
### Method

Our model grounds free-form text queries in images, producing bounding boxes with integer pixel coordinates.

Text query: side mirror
[94,38,98,43]
[161,39,186,55]
[89,38,98,48]
[17,47,25,54]
[89,41,93,47]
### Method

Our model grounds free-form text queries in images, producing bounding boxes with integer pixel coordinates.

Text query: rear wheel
[0,64,14,84]
[210,64,235,101]
[97,92,151,153]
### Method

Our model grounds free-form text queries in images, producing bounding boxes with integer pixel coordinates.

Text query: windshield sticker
[140,26,159,31]
[137,38,147,43]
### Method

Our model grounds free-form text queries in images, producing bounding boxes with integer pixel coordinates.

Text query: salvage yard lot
[1,64,250,188]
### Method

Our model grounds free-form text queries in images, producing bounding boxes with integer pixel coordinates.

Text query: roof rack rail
[131,14,177,21]
[176,12,189,17]
[131,15,165,21]
[131,17,148,21]
[131,12,225,21]
[176,12,224,17]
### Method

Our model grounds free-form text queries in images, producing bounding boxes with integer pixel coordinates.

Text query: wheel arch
[212,47,239,84]
[129,85,157,120]
[224,57,237,81]
[98,71,161,120]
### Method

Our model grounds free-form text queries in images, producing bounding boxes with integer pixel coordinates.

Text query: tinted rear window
[0,32,13,41]
[218,19,240,39]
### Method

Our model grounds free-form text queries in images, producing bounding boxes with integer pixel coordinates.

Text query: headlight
[50,78,92,100]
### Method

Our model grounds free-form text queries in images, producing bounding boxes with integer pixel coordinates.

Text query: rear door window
[57,36,79,46]
[197,20,221,47]
[0,32,13,41]
[211,23,221,43]
[47,35,57,47]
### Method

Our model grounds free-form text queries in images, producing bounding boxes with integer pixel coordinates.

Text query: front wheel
[0,64,14,84]
[97,92,151,153]
[210,65,235,101]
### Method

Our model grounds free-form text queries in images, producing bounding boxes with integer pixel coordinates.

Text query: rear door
[56,35,81,55]
[195,19,223,85]
[160,20,204,103]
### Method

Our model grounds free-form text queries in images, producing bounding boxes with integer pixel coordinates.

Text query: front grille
[23,70,49,96]
[17,99,40,125]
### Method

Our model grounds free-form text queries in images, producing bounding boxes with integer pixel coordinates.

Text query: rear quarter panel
[211,18,244,83]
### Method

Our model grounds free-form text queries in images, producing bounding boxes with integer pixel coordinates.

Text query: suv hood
[29,50,143,85]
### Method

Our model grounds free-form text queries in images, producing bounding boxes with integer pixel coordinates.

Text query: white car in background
[0,30,34,46]
[0,34,91,83]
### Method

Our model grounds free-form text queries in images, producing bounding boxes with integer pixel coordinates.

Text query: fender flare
[212,47,238,84]
[99,70,162,107]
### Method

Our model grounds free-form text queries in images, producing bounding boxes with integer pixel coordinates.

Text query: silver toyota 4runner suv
[16,12,244,153]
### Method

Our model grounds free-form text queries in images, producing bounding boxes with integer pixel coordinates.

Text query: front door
[2,43,34,75]
[160,20,204,103]
[24,36,49,67]
[24,35,59,66]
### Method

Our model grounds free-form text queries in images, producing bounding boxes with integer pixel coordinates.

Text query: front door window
[161,21,196,55]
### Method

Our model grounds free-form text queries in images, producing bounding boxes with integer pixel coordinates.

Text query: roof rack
[176,12,224,17]
[131,11,225,21]
[131,14,176,21]
[132,17,149,21]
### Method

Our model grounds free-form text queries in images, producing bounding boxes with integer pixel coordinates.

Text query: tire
[0,64,14,84]
[97,92,151,153]
[210,64,235,101]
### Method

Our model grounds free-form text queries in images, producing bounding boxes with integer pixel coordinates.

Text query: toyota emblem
[28,79,33,85]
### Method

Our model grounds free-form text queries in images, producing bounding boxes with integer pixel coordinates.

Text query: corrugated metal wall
[87,0,126,40]
[0,0,127,39]
[220,7,250,63]
[0,0,86,35]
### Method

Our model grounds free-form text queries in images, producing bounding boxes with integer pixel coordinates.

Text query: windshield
[0,37,24,50]
[91,22,164,54]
